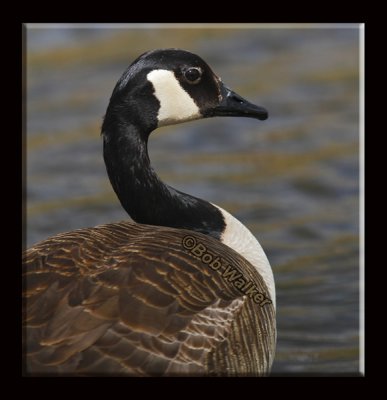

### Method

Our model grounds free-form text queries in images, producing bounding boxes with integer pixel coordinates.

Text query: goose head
[102,48,268,135]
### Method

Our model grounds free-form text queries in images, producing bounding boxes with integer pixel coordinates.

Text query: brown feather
[23,221,275,376]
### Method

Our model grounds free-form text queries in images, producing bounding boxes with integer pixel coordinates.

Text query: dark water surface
[25,24,362,375]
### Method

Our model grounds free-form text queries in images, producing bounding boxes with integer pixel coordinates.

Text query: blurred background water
[24,24,362,375]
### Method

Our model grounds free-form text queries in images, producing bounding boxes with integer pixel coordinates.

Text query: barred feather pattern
[23,221,276,376]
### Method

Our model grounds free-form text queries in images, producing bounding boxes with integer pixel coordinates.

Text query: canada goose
[23,49,276,376]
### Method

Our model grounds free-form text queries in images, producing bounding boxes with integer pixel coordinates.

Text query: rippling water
[25,24,362,375]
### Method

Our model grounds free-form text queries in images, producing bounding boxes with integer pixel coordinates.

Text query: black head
[102,49,268,136]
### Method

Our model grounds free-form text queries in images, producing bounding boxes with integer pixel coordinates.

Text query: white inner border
[359,23,365,377]
[26,23,361,29]
[25,23,365,375]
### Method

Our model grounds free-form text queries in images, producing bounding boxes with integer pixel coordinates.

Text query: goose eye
[184,67,202,84]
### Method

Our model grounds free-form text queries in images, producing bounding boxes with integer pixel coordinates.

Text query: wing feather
[23,221,275,376]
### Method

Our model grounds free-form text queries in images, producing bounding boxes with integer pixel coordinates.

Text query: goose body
[23,49,276,376]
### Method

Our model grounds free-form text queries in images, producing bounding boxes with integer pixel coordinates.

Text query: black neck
[102,122,225,239]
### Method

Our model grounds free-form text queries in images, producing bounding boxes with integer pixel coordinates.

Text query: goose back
[23,221,275,376]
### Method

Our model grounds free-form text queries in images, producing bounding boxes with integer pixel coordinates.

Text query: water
[24,24,362,375]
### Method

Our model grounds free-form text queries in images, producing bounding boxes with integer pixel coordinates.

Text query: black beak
[205,83,268,121]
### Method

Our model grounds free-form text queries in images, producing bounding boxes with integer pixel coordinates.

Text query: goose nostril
[228,91,245,104]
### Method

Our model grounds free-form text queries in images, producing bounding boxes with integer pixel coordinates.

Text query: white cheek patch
[147,69,201,127]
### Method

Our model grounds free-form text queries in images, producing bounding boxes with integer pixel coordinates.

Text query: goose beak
[206,83,268,121]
